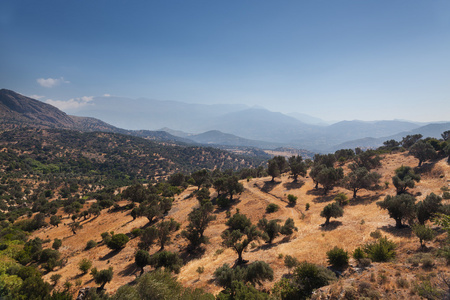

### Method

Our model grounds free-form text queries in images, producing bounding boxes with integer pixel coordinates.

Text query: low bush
[86,240,97,250]
[363,237,396,262]
[326,246,349,269]
[266,203,279,213]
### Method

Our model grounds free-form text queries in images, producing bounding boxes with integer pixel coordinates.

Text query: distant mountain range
[1,89,449,153]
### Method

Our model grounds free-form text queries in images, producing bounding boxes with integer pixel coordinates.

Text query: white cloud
[36,77,70,88]
[45,96,94,111]
[103,93,111,97]
[28,94,45,100]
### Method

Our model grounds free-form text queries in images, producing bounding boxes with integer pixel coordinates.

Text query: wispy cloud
[103,93,111,97]
[45,96,94,111]
[28,94,45,100]
[36,77,70,88]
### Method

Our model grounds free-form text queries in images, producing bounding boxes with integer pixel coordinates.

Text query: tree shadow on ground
[413,160,439,175]
[212,196,241,214]
[319,221,342,231]
[348,194,382,206]
[179,247,206,265]
[261,181,281,193]
[118,262,138,277]
[379,225,413,238]
[307,189,335,203]
[257,236,293,251]
[283,181,305,190]
[100,249,121,261]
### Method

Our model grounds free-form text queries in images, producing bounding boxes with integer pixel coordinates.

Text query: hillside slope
[30,153,450,297]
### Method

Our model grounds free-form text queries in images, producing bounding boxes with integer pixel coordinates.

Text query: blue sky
[1,1,450,122]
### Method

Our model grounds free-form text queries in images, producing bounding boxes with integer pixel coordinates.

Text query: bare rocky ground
[33,153,450,297]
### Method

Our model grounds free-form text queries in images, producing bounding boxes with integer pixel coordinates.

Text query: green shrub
[78,258,92,274]
[287,195,297,206]
[93,267,113,289]
[352,247,365,260]
[305,203,310,211]
[52,239,62,250]
[266,203,279,213]
[85,240,97,250]
[107,233,129,251]
[363,237,396,262]
[216,196,230,208]
[442,191,450,199]
[149,251,182,274]
[326,246,349,269]
[101,232,112,244]
[131,228,141,237]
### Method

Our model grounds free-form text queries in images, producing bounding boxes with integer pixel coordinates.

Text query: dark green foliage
[78,258,93,274]
[101,232,112,244]
[352,150,382,171]
[392,165,420,194]
[258,218,281,244]
[273,261,336,299]
[382,139,400,151]
[107,233,129,251]
[266,203,279,213]
[214,264,246,290]
[444,142,450,163]
[135,249,151,276]
[409,140,436,167]
[288,155,307,182]
[191,169,211,190]
[181,201,215,249]
[320,203,344,226]
[131,228,141,237]
[442,130,450,141]
[196,187,211,205]
[267,156,288,182]
[93,267,114,289]
[326,246,349,269]
[280,218,298,236]
[49,215,61,227]
[149,250,183,274]
[216,281,269,300]
[315,166,344,194]
[334,149,355,162]
[416,193,442,225]
[214,261,274,290]
[52,238,62,250]
[352,247,366,260]
[401,134,423,149]
[18,275,52,300]
[123,269,214,300]
[221,212,262,264]
[284,255,299,273]
[412,224,435,249]
[138,218,180,251]
[377,194,416,228]
[342,167,381,199]
[363,237,396,262]
[168,172,186,187]
[287,194,297,206]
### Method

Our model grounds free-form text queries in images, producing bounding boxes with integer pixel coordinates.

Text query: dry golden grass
[32,153,450,297]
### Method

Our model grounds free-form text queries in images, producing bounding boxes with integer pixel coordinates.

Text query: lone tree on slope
[320,203,344,226]
[377,194,416,228]
[392,165,420,195]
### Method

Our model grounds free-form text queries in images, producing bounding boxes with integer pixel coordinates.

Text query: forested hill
[0,127,265,183]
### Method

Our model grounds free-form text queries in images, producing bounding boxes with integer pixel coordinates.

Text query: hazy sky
[1,1,450,122]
